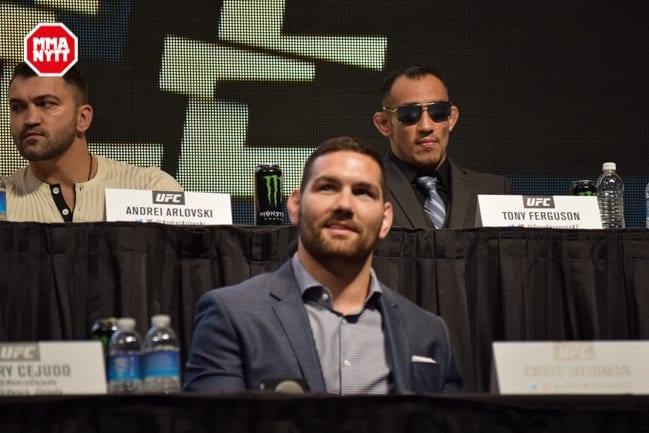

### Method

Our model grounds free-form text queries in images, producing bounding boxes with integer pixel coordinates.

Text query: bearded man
[4,62,181,222]
[184,136,462,395]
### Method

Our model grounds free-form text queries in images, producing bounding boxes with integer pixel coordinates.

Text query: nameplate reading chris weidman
[491,341,649,394]
[0,342,107,395]
[105,188,232,225]
[476,195,602,229]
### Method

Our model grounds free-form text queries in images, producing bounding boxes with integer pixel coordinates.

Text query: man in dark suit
[184,136,462,395]
[373,65,511,229]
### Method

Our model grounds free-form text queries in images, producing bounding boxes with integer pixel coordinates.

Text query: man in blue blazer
[184,137,463,394]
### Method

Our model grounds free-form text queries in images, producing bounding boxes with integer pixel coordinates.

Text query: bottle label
[108,353,141,382]
[0,189,6,220]
[142,350,180,378]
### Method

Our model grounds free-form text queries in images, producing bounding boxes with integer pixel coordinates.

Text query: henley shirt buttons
[343,359,351,367]
[62,209,70,216]
[52,187,60,194]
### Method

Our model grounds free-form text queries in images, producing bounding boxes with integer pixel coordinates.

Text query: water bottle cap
[151,314,170,327]
[602,162,616,171]
[117,317,136,331]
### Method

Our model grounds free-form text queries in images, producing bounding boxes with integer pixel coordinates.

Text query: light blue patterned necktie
[416,176,446,229]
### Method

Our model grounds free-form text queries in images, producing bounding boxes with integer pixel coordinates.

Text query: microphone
[259,378,309,394]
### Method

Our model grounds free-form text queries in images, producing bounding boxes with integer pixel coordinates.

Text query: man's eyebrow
[313,175,338,183]
[313,176,379,191]
[353,181,381,193]
[10,93,60,103]
[355,181,378,188]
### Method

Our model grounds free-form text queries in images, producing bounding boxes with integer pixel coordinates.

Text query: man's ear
[378,201,393,240]
[372,111,392,138]
[76,104,93,133]
[448,105,459,132]
[287,189,301,224]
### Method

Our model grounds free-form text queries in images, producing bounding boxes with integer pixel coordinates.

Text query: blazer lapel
[269,262,326,392]
[384,156,431,229]
[448,160,472,228]
[380,288,411,393]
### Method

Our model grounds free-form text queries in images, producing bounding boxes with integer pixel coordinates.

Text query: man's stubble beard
[297,210,382,268]
[17,121,76,162]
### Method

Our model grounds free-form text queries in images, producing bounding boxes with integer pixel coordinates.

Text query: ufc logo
[554,343,595,361]
[0,343,39,361]
[523,196,555,208]
[152,191,185,205]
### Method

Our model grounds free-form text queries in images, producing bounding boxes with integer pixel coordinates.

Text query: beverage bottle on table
[142,314,181,393]
[0,177,7,221]
[595,162,625,229]
[90,317,118,379]
[107,317,142,394]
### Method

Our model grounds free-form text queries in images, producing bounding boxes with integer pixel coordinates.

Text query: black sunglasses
[383,101,453,124]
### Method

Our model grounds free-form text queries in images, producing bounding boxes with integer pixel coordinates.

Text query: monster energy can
[255,165,285,225]
[570,179,597,196]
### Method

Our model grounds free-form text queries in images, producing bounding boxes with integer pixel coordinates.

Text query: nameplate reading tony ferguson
[476,195,601,229]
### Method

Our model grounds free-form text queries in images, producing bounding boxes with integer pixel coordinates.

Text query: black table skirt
[2,393,649,433]
[1,222,648,392]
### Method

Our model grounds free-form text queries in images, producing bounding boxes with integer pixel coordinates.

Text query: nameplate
[0,342,107,395]
[476,195,602,229]
[491,341,649,394]
[105,189,232,225]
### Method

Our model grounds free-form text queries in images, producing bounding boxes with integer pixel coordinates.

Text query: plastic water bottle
[107,317,142,394]
[645,182,649,229]
[0,177,7,221]
[595,162,625,229]
[142,314,181,393]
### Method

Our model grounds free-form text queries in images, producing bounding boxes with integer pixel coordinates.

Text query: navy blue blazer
[184,260,463,394]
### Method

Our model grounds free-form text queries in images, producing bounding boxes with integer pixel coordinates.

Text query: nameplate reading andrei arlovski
[105,188,232,225]
[476,195,602,229]
[0,342,106,395]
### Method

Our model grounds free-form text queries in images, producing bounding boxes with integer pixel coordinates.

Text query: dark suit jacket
[184,261,463,394]
[385,156,512,229]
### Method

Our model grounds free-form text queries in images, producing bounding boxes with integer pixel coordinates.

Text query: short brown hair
[10,62,89,105]
[301,136,386,199]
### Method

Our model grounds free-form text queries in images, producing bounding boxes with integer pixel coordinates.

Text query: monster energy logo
[263,175,281,207]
